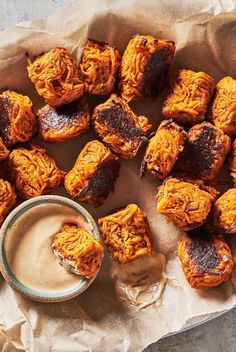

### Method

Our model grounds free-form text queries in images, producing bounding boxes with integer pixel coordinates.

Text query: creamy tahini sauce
[5,203,88,292]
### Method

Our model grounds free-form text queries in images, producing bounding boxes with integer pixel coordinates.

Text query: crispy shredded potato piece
[65,140,120,206]
[0,178,16,226]
[162,69,214,125]
[178,227,233,289]
[214,188,236,234]
[4,144,64,199]
[143,120,186,179]
[119,34,175,102]
[229,139,236,186]
[0,137,9,161]
[80,39,120,95]
[52,223,104,278]
[98,204,153,264]
[38,96,90,142]
[27,48,84,107]
[156,177,217,231]
[208,77,236,135]
[0,90,36,147]
[92,93,152,159]
[177,122,231,181]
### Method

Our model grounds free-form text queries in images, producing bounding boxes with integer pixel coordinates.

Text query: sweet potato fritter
[229,139,236,186]
[119,35,175,102]
[0,90,36,147]
[162,69,214,125]
[38,96,90,142]
[178,227,233,289]
[0,137,9,161]
[0,178,16,226]
[156,177,218,231]
[64,140,120,206]
[52,223,104,278]
[80,39,120,95]
[27,48,84,107]
[92,94,152,159]
[208,77,236,135]
[98,204,152,264]
[177,122,231,181]
[143,120,186,179]
[214,189,236,234]
[4,144,64,199]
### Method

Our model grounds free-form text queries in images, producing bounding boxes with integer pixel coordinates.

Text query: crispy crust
[80,39,121,95]
[119,35,175,102]
[208,77,236,135]
[143,120,186,179]
[229,139,236,187]
[64,140,120,206]
[38,96,90,142]
[98,203,153,264]
[0,178,16,226]
[27,48,84,107]
[52,223,104,278]
[0,90,36,147]
[156,177,217,231]
[0,137,9,161]
[92,93,152,159]
[178,227,233,289]
[214,188,236,234]
[4,144,64,199]
[162,69,214,125]
[177,122,231,181]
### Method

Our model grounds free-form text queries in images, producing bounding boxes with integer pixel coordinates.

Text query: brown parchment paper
[0,0,236,351]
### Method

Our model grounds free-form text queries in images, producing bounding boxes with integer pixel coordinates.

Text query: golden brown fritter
[64,140,120,206]
[0,137,9,161]
[214,189,236,234]
[52,223,104,278]
[38,96,90,142]
[119,35,175,102]
[0,178,16,226]
[156,177,218,231]
[98,204,152,264]
[142,120,186,179]
[4,144,64,200]
[229,139,236,186]
[79,39,120,95]
[0,90,36,147]
[162,69,214,125]
[177,122,231,181]
[27,48,84,107]
[92,94,152,159]
[178,227,233,289]
[208,77,236,135]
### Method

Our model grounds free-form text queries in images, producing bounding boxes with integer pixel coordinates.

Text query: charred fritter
[177,122,231,181]
[156,177,218,231]
[80,39,120,95]
[4,144,64,199]
[178,227,233,289]
[38,96,90,142]
[0,90,36,147]
[64,140,120,206]
[52,223,104,278]
[0,178,16,226]
[214,189,236,234]
[119,35,175,102]
[27,48,84,107]
[162,69,214,125]
[98,204,152,264]
[0,137,9,161]
[143,120,186,179]
[229,139,236,186]
[208,77,236,135]
[92,94,152,159]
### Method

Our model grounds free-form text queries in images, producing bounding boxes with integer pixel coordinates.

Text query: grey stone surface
[0,1,235,351]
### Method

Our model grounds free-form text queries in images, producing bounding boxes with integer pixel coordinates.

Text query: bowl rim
[0,195,101,303]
